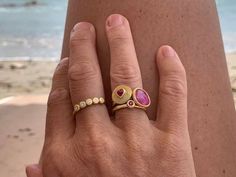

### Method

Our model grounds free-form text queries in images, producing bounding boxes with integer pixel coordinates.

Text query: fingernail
[161,46,176,57]
[107,14,124,27]
[28,164,39,170]
[73,22,93,32]
[27,164,40,170]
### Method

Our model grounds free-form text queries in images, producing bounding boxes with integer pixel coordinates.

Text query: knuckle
[68,62,98,82]
[47,88,69,107]
[108,28,131,46]
[162,62,186,78]
[53,60,69,80]
[127,134,155,155]
[52,74,66,86]
[111,63,141,85]
[80,130,114,156]
[160,73,187,99]
[70,31,94,48]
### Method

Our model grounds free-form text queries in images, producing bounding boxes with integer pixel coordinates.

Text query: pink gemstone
[135,89,150,106]
[117,89,125,97]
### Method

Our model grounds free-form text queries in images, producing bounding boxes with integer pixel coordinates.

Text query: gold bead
[99,97,105,104]
[74,104,80,111]
[93,97,99,104]
[80,101,87,108]
[86,99,93,105]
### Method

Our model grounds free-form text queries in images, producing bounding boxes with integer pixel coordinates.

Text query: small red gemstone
[117,89,125,97]
[129,101,134,106]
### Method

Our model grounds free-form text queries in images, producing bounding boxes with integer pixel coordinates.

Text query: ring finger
[69,22,110,129]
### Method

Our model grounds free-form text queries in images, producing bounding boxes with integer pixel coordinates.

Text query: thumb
[26,164,43,177]
[155,45,188,134]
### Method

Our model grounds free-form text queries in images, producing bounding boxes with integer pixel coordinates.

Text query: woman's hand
[27,14,196,177]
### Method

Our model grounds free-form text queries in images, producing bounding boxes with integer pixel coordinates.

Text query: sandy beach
[0,60,57,99]
[226,54,236,107]
[0,54,236,177]
[0,55,236,105]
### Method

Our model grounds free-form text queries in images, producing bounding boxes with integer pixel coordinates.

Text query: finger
[155,45,188,134]
[106,14,147,122]
[69,22,109,127]
[46,58,75,139]
[26,164,43,177]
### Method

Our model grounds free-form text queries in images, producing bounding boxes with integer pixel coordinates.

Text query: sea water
[0,0,67,60]
[217,0,236,53]
[0,0,235,60]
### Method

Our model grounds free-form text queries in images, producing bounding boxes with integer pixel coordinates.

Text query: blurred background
[0,0,235,177]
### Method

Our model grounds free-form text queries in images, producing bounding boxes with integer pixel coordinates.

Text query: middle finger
[106,14,149,122]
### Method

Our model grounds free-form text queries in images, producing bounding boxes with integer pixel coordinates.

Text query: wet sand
[0,95,47,177]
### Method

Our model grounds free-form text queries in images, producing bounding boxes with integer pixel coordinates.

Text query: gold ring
[112,85,133,105]
[112,100,146,112]
[73,97,105,115]
[112,85,151,112]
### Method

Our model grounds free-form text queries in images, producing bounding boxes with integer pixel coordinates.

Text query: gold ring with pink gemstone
[112,85,151,113]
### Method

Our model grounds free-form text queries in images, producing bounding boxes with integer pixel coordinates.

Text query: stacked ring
[112,85,151,112]
[73,97,105,115]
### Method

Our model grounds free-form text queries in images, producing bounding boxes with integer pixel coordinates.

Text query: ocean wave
[0,36,63,59]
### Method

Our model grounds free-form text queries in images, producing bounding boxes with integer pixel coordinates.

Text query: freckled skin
[61,0,236,176]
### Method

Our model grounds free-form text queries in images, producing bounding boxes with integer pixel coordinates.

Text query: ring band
[73,97,105,115]
[112,100,146,112]
[112,85,151,113]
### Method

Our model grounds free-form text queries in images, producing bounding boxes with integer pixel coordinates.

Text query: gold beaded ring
[73,97,105,115]
[112,100,147,112]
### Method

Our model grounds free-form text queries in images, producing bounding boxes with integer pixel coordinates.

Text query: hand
[26,14,196,177]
